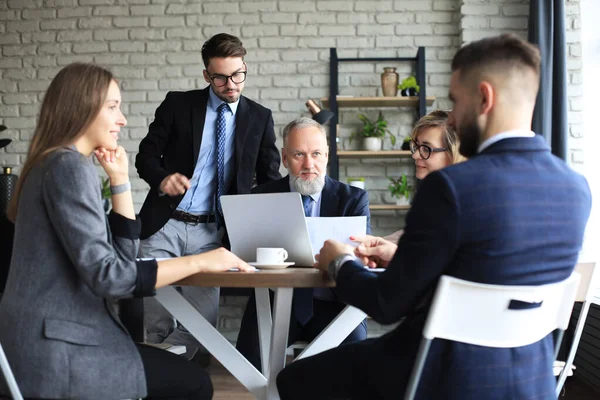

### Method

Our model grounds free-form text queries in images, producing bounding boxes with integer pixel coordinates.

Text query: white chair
[555,262,598,397]
[404,273,581,400]
[0,342,23,400]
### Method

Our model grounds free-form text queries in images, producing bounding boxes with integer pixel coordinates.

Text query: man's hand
[160,173,191,196]
[314,239,355,272]
[351,236,397,268]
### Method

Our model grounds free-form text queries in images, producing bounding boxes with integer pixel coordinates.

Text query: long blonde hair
[411,109,465,164]
[7,63,113,222]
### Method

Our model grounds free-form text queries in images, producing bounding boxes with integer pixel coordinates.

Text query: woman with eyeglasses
[351,109,465,251]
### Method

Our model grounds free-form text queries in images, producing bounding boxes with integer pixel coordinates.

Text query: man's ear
[282,149,288,169]
[478,81,494,115]
[203,70,210,84]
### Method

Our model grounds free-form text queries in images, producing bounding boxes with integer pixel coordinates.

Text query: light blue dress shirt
[178,88,238,215]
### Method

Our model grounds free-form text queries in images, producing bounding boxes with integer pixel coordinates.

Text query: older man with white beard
[235,117,371,371]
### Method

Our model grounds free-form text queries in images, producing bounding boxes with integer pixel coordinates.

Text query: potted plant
[401,136,412,151]
[388,174,412,206]
[351,112,396,151]
[101,177,111,212]
[347,177,365,190]
[398,76,420,97]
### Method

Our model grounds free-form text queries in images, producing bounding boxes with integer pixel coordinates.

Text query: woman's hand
[195,248,255,273]
[94,146,129,185]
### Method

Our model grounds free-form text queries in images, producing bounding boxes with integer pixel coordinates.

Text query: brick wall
[0,0,585,342]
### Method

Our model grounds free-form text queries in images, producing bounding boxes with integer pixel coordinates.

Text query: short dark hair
[201,33,247,68]
[451,33,541,83]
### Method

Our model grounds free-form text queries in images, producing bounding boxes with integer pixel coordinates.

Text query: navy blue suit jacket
[251,175,372,234]
[335,135,591,399]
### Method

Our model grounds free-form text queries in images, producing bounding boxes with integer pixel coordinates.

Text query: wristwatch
[328,253,357,280]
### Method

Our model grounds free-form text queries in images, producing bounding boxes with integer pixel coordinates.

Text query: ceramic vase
[363,137,382,151]
[381,67,399,97]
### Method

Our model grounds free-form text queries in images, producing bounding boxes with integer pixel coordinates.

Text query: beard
[457,111,482,158]
[214,87,241,103]
[289,170,326,196]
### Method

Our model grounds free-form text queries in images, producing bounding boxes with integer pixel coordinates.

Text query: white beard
[289,171,325,196]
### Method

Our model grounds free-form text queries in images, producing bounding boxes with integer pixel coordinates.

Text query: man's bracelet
[110,181,131,195]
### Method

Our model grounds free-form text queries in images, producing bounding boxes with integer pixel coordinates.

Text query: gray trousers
[139,218,222,358]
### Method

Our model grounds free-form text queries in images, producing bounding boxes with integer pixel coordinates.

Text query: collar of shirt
[208,86,240,116]
[477,129,535,154]
[288,177,323,204]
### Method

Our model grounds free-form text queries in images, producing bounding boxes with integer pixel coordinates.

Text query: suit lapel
[234,96,251,173]
[192,88,210,166]
[319,176,338,217]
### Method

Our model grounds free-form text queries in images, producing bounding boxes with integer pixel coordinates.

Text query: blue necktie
[294,195,314,325]
[215,103,228,222]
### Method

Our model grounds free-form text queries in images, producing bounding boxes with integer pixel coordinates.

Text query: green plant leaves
[388,174,412,200]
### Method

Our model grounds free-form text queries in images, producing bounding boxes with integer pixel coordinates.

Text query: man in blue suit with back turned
[277,34,591,400]
[236,117,371,371]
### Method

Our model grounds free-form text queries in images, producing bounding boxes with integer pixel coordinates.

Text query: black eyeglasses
[409,140,447,160]
[208,64,247,87]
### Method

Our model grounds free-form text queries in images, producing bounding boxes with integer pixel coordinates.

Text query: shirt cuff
[134,259,158,297]
[108,211,142,239]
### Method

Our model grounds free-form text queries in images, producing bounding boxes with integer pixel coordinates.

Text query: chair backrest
[422,273,581,348]
[0,342,23,400]
[573,262,598,302]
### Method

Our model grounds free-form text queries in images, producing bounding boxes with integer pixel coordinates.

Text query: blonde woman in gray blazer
[0,63,253,400]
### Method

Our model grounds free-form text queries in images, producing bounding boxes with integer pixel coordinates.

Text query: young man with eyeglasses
[135,33,281,361]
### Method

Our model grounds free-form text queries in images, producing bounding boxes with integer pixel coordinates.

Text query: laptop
[220,192,316,266]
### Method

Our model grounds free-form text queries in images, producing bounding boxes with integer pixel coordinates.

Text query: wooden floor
[208,357,599,399]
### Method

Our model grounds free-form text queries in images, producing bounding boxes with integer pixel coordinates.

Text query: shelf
[369,204,411,211]
[338,150,411,159]
[321,96,436,109]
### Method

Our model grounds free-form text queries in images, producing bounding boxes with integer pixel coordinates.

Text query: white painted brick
[23,56,56,68]
[57,30,93,42]
[0,105,19,117]
[434,1,459,11]
[433,24,460,35]
[187,14,225,26]
[166,26,203,39]
[93,54,129,65]
[147,65,184,79]
[36,43,70,55]
[394,0,432,11]
[395,24,433,35]
[78,17,112,29]
[43,0,77,6]
[93,6,128,16]
[3,93,38,105]
[280,25,317,36]
[298,12,336,24]
[3,116,36,129]
[258,63,297,75]
[165,53,200,65]
[166,3,202,14]
[114,17,148,28]
[110,66,145,79]
[461,29,505,43]
[0,80,17,92]
[0,58,22,68]
[258,37,297,48]
[319,25,356,36]
[203,2,239,13]
[130,54,165,65]
[357,24,395,36]
[337,37,376,49]
[260,88,299,100]
[461,4,500,15]
[110,41,145,53]
[502,4,529,16]
[242,25,279,37]
[337,13,373,23]
[93,29,129,41]
[355,0,393,12]
[225,14,260,25]
[73,42,108,54]
[375,36,414,48]
[461,16,489,29]
[131,5,164,16]
[416,11,454,23]
[22,8,56,19]
[317,1,352,11]
[147,40,183,53]
[57,7,92,18]
[79,0,113,4]
[240,1,277,13]
[376,13,416,24]
[158,78,195,90]
[246,76,274,88]
[297,37,336,48]
[149,16,185,28]
[279,1,315,12]
[7,20,38,32]
[490,16,527,30]
[130,28,165,40]
[569,43,582,57]
[203,26,241,39]
[280,50,319,62]
[0,33,19,44]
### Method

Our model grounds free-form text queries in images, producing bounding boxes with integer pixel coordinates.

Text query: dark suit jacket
[136,87,281,239]
[251,175,372,234]
[335,135,591,399]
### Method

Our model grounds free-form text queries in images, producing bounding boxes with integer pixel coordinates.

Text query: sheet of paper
[306,216,367,253]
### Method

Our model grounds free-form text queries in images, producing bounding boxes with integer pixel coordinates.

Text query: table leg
[267,288,293,400]
[156,286,268,399]
[255,288,272,376]
[297,305,367,360]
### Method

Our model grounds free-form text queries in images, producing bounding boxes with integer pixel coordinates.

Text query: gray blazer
[0,148,157,399]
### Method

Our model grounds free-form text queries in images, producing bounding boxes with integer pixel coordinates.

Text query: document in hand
[306,216,367,253]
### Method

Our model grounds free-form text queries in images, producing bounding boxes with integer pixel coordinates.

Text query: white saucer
[248,261,295,270]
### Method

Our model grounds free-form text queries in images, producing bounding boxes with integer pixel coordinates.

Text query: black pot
[401,140,411,151]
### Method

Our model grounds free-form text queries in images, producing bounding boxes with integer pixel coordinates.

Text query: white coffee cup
[256,247,288,264]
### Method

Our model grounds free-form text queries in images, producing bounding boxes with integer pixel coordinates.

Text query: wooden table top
[177,267,336,288]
